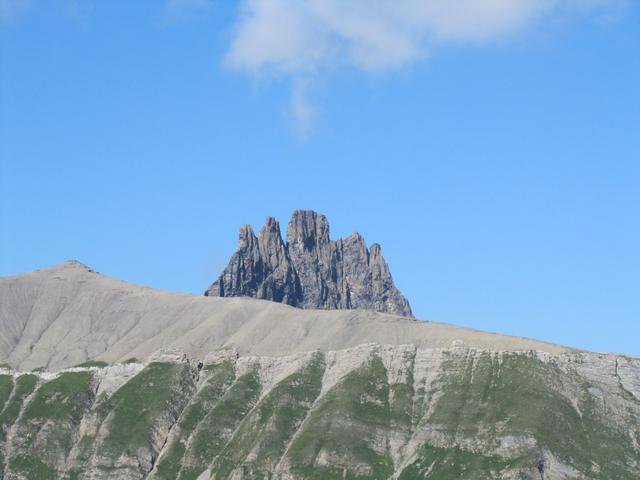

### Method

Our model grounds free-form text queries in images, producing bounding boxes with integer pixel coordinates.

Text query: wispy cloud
[0,0,95,28]
[290,78,316,139]
[164,0,211,24]
[225,0,624,135]
[0,0,31,25]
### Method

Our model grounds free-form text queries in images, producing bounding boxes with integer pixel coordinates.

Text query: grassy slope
[401,351,639,478]
[211,352,326,479]
[62,362,197,479]
[0,350,635,479]
[177,368,262,480]
[8,372,95,479]
[153,360,236,480]
[0,374,38,472]
[285,355,395,480]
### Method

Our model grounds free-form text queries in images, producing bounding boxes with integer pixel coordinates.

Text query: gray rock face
[208,219,301,304]
[205,210,413,317]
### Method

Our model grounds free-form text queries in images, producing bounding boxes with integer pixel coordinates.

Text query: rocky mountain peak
[258,218,285,252]
[238,224,256,250]
[259,217,281,238]
[205,210,413,317]
[286,209,331,252]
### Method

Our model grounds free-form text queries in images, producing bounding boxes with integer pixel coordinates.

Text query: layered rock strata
[0,345,638,479]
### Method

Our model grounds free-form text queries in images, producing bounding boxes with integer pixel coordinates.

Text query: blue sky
[1,1,638,355]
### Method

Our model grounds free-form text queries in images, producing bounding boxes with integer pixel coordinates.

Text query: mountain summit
[205,210,413,317]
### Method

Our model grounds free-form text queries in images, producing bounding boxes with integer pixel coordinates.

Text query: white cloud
[0,0,31,25]
[225,0,623,134]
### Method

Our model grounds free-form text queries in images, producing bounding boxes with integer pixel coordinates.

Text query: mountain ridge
[1,261,639,479]
[0,260,574,371]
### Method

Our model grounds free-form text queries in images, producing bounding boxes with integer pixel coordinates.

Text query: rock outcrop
[205,210,413,317]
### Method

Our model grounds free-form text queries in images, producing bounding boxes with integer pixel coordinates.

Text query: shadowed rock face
[205,210,413,317]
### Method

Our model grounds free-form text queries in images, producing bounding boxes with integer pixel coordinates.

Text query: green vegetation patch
[74,360,109,368]
[0,373,39,470]
[178,368,261,480]
[211,352,326,479]
[64,469,82,480]
[8,453,57,480]
[23,371,95,422]
[286,355,394,480]
[428,351,639,478]
[5,371,95,478]
[95,362,195,465]
[388,349,416,432]
[154,360,236,480]
[0,375,14,412]
[0,374,38,434]
[398,445,528,479]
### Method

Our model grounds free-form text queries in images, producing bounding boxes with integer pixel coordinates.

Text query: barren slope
[0,261,569,371]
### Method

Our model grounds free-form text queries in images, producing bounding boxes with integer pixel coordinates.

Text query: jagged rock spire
[205,210,413,317]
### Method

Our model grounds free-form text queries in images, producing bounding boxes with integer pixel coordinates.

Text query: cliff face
[205,210,413,317]
[0,346,638,480]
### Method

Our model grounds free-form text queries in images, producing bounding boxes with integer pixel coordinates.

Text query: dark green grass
[0,375,14,412]
[96,362,193,458]
[23,371,94,422]
[73,360,109,368]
